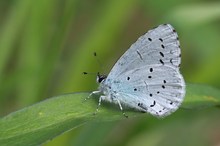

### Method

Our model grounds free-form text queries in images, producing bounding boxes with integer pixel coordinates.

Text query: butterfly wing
[107,24,181,79]
[108,65,185,117]
[105,24,185,117]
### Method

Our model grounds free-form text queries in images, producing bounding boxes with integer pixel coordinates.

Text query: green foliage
[0,92,130,146]
[1,84,220,146]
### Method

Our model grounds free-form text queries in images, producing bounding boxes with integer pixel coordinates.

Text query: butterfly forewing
[107,24,181,79]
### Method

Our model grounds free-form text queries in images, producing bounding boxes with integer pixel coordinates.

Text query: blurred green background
[1,0,220,146]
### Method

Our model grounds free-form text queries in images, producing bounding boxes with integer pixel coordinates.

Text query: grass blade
[0,84,220,146]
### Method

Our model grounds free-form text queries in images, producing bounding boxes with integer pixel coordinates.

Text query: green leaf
[0,92,138,146]
[1,83,220,146]
[183,83,220,109]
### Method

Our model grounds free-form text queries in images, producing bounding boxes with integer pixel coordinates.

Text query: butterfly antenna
[82,52,104,76]
[82,72,97,75]
[93,52,104,73]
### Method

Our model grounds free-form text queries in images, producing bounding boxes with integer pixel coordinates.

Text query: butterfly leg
[116,99,128,118]
[93,95,105,115]
[84,90,101,102]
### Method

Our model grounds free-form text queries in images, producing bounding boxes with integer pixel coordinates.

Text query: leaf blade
[1,84,220,146]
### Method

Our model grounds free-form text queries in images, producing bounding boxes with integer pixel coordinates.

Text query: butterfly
[87,24,185,118]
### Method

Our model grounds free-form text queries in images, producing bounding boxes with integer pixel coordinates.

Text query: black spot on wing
[170,59,173,64]
[150,101,156,107]
[138,102,148,111]
[159,59,164,65]
[159,52,164,57]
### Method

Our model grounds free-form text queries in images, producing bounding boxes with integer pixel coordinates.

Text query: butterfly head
[97,72,107,83]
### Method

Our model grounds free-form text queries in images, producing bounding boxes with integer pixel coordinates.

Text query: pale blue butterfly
[87,24,185,118]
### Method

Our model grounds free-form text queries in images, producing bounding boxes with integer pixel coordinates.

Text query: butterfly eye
[97,73,107,83]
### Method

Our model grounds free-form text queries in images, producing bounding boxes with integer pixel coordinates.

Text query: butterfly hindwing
[106,65,185,117]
